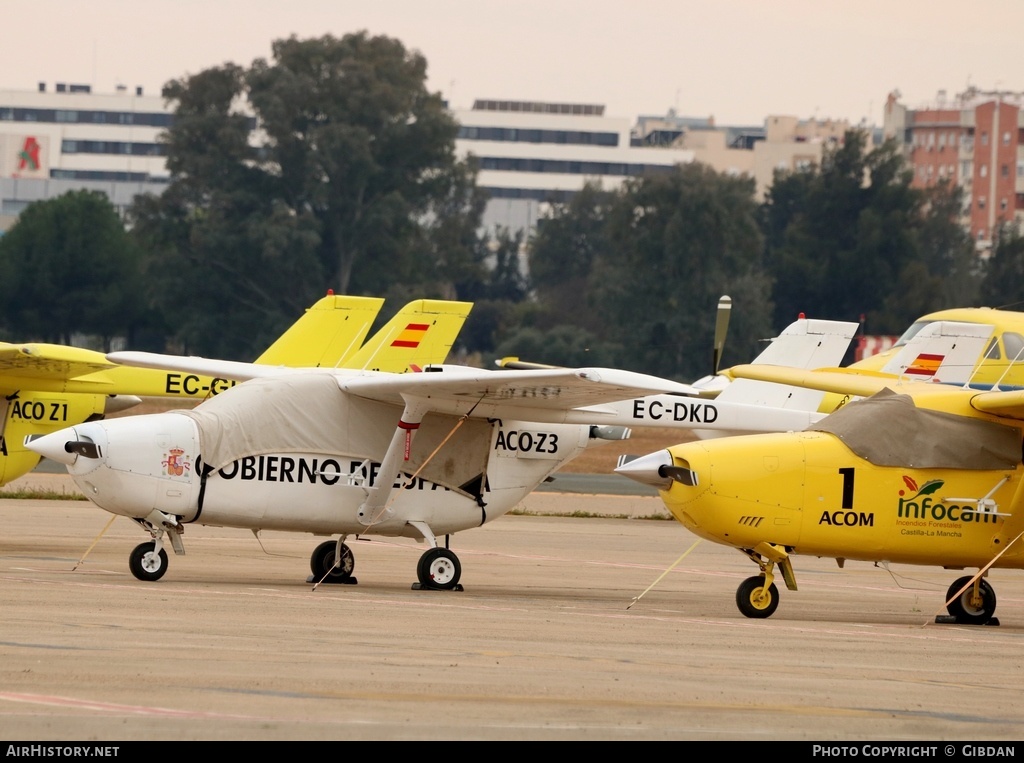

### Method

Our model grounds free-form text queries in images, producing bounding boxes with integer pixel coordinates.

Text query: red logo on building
[17,137,41,172]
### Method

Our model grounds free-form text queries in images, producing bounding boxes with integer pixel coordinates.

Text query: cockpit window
[893,321,931,348]
[1002,332,1024,363]
[984,336,1001,360]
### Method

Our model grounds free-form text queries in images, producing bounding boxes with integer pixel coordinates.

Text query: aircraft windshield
[892,320,932,348]
[810,388,1021,470]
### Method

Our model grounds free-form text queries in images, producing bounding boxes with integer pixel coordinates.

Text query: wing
[876,320,994,384]
[0,342,123,394]
[107,299,475,382]
[104,351,276,384]
[968,389,1024,421]
[338,365,699,422]
[729,364,903,398]
[708,318,859,413]
[729,320,1002,404]
[2,294,388,396]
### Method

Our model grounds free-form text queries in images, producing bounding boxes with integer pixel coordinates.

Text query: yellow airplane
[845,306,1024,389]
[615,321,1024,625]
[1,295,472,487]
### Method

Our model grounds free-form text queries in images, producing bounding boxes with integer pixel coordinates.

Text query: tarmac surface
[2,473,1024,741]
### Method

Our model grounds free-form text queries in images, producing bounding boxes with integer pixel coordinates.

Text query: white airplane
[27,361,696,589]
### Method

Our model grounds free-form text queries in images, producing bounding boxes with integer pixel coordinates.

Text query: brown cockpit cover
[808,388,1021,470]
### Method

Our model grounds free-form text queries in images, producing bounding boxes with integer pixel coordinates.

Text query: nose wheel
[736,575,780,619]
[129,541,169,582]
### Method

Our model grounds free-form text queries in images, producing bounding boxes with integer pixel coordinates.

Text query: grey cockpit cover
[808,388,1021,470]
[173,373,493,491]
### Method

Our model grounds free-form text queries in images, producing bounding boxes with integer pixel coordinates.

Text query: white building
[0,82,170,233]
[0,85,697,237]
[453,99,694,234]
[0,83,869,239]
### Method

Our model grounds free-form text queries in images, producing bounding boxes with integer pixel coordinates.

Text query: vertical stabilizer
[345,300,474,373]
[255,294,385,368]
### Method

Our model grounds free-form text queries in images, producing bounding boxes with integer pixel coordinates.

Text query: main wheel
[736,575,780,619]
[310,540,355,583]
[129,541,168,582]
[417,548,462,590]
[945,575,996,624]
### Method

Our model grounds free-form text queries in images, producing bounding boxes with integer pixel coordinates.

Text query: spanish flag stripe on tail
[905,353,943,377]
[391,323,430,348]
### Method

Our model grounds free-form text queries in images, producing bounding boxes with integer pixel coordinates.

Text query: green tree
[130,32,481,358]
[762,132,980,336]
[765,133,915,330]
[979,223,1024,309]
[527,183,614,333]
[0,190,144,347]
[590,163,772,379]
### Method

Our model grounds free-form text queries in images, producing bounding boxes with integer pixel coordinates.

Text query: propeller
[712,295,732,377]
[690,295,733,398]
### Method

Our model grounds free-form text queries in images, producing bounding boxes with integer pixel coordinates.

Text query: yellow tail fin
[345,299,473,373]
[255,294,385,367]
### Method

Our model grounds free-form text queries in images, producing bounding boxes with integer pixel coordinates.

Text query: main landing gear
[938,575,998,626]
[308,539,357,585]
[415,547,462,591]
[307,537,464,591]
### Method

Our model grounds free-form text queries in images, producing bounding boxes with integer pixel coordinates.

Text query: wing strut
[356,394,483,530]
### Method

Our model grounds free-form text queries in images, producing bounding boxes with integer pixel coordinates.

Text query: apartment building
[884,87,1024,251]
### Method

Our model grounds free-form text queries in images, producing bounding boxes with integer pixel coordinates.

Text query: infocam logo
[897,475,1000,525]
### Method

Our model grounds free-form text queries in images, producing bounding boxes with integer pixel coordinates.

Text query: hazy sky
[4,1,1021,126]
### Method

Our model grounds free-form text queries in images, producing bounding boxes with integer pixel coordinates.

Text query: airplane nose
[25,426,97,466]
[615,449,698,490]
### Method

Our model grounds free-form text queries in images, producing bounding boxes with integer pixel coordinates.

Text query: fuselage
[615,383,1024,572]
[656,431,1024,569]
[41,412,599,540]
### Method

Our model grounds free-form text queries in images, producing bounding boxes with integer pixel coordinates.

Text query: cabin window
[1002,332,1024,363]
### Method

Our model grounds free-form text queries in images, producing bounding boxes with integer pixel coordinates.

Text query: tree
[764,133,916,329]
[762,131,981,336]
[130,32,482,359]
[979,223,1024,309]
[590,163,772,379]
[0,190,144,347]
[527,183,614,333]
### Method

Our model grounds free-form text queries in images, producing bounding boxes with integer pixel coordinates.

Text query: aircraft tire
[310,540,355,582]
[417,548,461,590]
[736,576,780,619]
[945,576,996,624]
[129,541,168,582]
